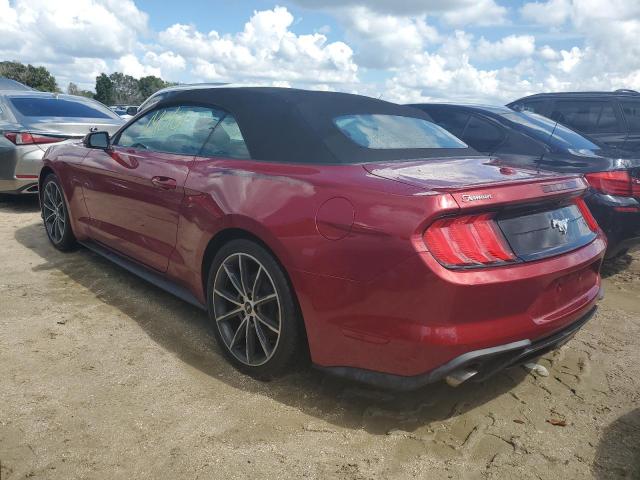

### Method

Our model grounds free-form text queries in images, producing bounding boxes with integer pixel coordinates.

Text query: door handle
[151,176,177,190]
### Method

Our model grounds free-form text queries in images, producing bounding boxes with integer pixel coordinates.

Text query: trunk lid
[23,118,123,136]
[21,118,123,151]
[364,156,556,191]
[366,156,598,266]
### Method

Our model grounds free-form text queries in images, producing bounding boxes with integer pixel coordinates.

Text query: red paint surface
[41,145,605,377]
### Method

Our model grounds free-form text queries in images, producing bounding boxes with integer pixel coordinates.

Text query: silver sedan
[0,89,123,194]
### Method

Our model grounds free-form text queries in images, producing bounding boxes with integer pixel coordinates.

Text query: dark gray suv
[0,86,123,194]
[508,90,640,153]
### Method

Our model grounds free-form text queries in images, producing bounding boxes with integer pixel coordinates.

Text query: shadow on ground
[0,194,39,213]
[15,221,530,434]
[593,408,640,479]
[601,253,634,279]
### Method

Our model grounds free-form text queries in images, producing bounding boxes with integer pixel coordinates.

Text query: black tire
[206,239,304,379]
[41,174,77,252]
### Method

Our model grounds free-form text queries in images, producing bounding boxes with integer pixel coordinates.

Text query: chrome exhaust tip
[445,369,478,387]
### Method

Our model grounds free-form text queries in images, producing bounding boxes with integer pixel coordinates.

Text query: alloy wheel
[42,181,66,244]
[212,253,282,366]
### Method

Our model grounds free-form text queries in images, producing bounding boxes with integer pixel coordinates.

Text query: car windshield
[501,111,600,151]
[334,114,468,150]
[9,96,117,119]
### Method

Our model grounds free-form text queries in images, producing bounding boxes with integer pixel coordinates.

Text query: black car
[507,90,640,152]
[409,103,640,258]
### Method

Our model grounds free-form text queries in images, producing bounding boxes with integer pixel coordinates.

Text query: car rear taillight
[574,197,599,232]
[585,171,640,197]
[424,213,516,268]
[3,131,66,145]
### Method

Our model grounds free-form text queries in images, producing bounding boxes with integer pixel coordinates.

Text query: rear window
[8,97,115,119]
[334,114,468,150]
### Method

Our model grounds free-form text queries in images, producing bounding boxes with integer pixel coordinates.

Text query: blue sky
[1,0,640,103]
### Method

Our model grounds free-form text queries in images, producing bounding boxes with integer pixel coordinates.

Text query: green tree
[138,75,168,102]
[109,72,141,104]
[94,73,114,105]
[94,71,176,105]
[0,61,58,92]
[67,82,94,99]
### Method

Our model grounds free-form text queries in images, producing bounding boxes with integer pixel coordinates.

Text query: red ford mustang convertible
[39,87,606,390]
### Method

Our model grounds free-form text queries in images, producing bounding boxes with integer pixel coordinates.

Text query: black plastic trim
[80,240,206,310]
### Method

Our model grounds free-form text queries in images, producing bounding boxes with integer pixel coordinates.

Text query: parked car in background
[109,105,138,121]
[39,87,605,390]
[0,77,34,91]
[0,90,123,194]
[508,90,640,152]
[410,103,640,258]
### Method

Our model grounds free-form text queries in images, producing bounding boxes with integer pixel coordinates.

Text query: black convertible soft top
[151,87,480,164]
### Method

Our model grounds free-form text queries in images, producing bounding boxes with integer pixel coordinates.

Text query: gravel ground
[1,195,639,480]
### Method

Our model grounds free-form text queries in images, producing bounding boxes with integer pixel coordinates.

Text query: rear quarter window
[428,110,469,137]
[9,97,116,119]
[620,100,640,133]
[334,114,468,150]
[550,100,621,134]
[461,116,505,153]
[513,100,547,115]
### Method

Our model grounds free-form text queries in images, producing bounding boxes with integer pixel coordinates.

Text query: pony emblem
[551,218,569,235]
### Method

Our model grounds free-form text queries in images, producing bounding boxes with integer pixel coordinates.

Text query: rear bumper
[318,304,598,391]
[0,142,44,193]
[587,193,640,258]
[295,235,606,380]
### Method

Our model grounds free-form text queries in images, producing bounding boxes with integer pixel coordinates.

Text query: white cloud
[539,45,560,61]
[156,7,358,85]
[558,46,583,73]
[475,35,536,62]
[143,51,186,73]
[115,54,161,78]
[2,0,640,105]
[520,0,571,26]
[338,6,439,68]
[441,0,508,26]
[288,0,507,20]
[0,0,147,61]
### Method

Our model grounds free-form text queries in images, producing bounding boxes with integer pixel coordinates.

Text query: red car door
[80,105,224,272]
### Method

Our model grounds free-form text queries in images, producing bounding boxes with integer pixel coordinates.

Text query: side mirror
[126,106,138,116]
[85,131,110,149]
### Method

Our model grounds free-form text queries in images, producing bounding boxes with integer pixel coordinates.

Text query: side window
[461,116,505,153]
[428,110,469,137]
[116,105,224,155]
[620,100,640,133]
[519,100,545,114]
[200,114,251,159]
[551,101,620,134]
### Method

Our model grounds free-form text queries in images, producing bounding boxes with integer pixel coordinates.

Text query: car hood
[363,156,558,192]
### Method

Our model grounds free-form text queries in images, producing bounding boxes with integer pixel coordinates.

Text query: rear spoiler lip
[432,174,586,194]
[440,175,588,211]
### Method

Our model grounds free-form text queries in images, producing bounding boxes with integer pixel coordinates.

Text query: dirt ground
[0,195,638,480]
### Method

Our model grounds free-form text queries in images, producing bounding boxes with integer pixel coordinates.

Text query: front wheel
[206,239,304,379]
[41,174,77,251]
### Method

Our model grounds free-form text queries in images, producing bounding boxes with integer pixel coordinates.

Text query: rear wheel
[206,239,303,379]
[41,174,77,251]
